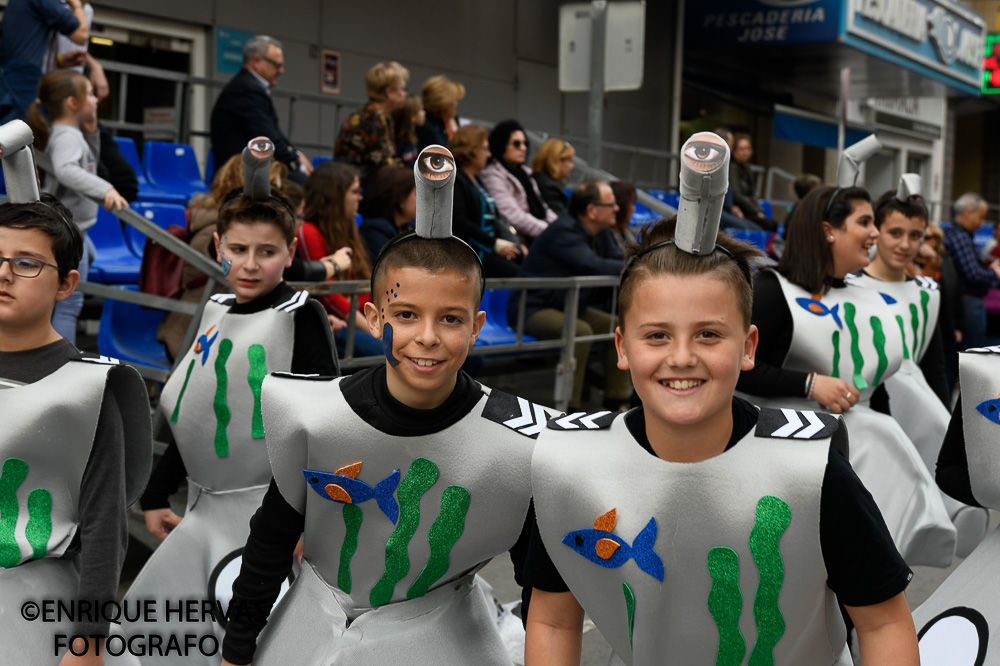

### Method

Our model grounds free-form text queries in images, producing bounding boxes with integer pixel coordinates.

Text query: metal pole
[587,0,607,169]
[837,67,849,156]
[669,0,685,189]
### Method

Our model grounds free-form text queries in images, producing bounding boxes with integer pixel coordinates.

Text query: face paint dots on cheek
[382,323,400,367]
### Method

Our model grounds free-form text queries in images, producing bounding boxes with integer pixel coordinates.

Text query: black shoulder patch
[547,410,617,431]
[273,290,309,312]
[73,353,122,365]
[755,407,839,440]
[269,371,336,382]
[481,389,560,439]
[964,346,1000,355]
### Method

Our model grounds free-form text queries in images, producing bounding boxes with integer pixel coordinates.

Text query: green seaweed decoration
[247,344,267,439]
[213,339,234,457]
[169,359,195,423]
[909,304,920,360]
[895,315,910,360]
[870,317,888,388]
[338,504,363,593]
[707,496,791,666]
[407,485,471,599]
[623,582,636,651]
[0,458,52,568]
[919,290,930,359]
[843,303,868,391]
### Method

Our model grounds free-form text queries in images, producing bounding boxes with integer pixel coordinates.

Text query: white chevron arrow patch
[503,397,536,429]
[796,411,824,438]
[771,408,803,437]
[553,412,587,429]
[501,396,558,437]
[579,411,612,429]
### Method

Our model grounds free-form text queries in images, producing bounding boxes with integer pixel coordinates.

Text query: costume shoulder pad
[269,371,337,382]
[72,353,122,366]
[913,275,940,291]
[272,290,310,312]
[964,345,1000,355]
[547,410,618,431]
[481,388,560,439]
[210,293,237,305]
[755,407,840,440]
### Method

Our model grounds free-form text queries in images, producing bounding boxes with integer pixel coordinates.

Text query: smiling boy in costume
[523,133,919,665]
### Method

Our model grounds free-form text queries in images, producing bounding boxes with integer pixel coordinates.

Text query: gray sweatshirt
[42,124,110,231]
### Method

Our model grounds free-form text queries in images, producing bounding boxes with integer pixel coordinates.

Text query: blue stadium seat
[98,285,171,371]
[759,200,773,218]
[142,141,209,199]
[313,155,334,168]
[478,289,537,345]
[89,208,141,284]
[126,202,187,257]
[113,137,189,205]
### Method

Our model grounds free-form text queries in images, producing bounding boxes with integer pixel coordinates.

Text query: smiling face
[616,272,757,461]
[825,199,878,278]
[364,265,485,409]
[873,210,925,277]
[0,226,78,348]
[213,220,296,304]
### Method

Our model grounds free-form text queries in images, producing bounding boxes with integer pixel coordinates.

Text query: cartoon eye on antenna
[675,131,730,256]
[413,144,456,239]
[0,119,41,203]
[242,136,274,201]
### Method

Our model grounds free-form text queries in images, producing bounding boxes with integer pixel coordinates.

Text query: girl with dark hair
[478,119,557,243]
[736,185,956,567]
[299,161,382,356]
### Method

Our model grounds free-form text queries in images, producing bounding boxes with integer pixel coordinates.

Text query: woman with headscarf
[478,119,557,244]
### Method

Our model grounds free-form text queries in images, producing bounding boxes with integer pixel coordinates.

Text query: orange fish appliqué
[325,462,363,503]
[593,508,620,560]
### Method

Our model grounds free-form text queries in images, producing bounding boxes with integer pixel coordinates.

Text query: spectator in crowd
[278,180,352,300]
[509,180,632,410]
[392,94,424,167]
[914,222,945,279]
[531,138,575,214]
[210,35,312,182]
[358,165,415,262]
[48,1,107,101]
[982,222,1000,263]
[299,161,382,356]
[416,74,464,150]
[604,179,637,256]
[450,124,523,278]
[335,61,409,188]
[729,133,777,231]
[0,0,89,123]
[479,119,558,243]
[944,192,1000,350]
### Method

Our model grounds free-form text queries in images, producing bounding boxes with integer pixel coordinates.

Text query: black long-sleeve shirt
[935,396,979,507]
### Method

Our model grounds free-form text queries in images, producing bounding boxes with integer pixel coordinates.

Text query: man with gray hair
[944,191,1000,350]
[210,34,312,181]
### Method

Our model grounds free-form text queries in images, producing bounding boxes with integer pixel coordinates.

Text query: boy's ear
[54,270,81,302]
[285,237,298,267]
[615,326,630,371]
[213,231,222,257]
[741,324,759,371]
[469,309,486,345]
[362,301,382,338]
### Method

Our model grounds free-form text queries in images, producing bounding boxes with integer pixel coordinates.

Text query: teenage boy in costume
[0,119,151,665]
[122,138,337,666]
[220,145,553,665]
[523,133,919,665]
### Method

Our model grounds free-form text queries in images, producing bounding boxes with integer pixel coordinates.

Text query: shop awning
[773,107,870,149]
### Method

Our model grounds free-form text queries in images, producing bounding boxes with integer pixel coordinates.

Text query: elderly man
[944,192,1000,351]
[210,35,312,181]
[509,180,633,410]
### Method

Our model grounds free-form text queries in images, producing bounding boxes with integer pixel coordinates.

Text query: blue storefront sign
[686,0,843,48]
[216,27,255,75]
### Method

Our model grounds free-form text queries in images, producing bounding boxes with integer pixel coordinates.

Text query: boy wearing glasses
[0,182,152,663]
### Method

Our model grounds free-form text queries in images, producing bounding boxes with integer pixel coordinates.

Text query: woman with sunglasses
[478,119,557,244]
[736,185,956,568]
[848,182,988,557]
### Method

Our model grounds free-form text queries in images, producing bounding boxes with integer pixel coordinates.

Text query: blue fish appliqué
[303,462,401,524]
[879,292,897,305]
[193,325,218,365]
[562,508,664,582]
[975,398,1000,425]
[795,295,843,329]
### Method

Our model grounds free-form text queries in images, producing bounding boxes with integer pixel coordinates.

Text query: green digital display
[983,33,1000,95]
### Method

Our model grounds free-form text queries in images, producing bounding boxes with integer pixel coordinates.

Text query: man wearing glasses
[210,34,312,183]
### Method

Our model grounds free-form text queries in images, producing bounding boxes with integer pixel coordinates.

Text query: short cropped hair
[366,61,410,102]
[618,218,762,330]
[0,195,82,279]
[568,180,606,219]
[218,191,297,245]
[450,124,488,168]
[873,190,928,229]
[953,192,986,218]
[779,185,869,294]
[421,75,465,117]
[372,236,484,306]
[243,35,282,64]
[531,138,575,180]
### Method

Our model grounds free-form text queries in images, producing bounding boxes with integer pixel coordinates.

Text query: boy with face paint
[523,133,919,665]
[0,119,152,664]
[220,146,554,666]
[121,138,338,666]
